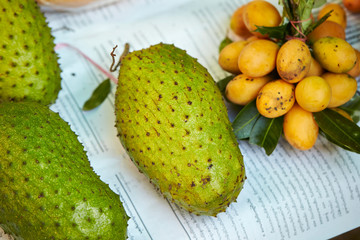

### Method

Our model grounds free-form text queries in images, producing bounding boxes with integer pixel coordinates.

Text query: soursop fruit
[115,43,246,216]
[0,102,128,239]
[0,0,61,105]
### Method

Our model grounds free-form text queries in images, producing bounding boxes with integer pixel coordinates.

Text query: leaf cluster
[254,0,329,44]
[217,78,360,155]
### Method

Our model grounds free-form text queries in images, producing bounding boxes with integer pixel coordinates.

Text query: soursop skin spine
[0,102,128,240]
[0,0,61,105]
[115,43,246,216]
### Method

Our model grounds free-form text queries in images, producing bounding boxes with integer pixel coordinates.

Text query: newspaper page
[2,0,360,239]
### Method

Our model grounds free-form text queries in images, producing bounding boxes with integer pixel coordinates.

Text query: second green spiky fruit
[0,102,128,239]
[0,0,61,105]
[115,43,246,216]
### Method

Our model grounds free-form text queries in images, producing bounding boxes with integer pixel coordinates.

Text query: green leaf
[82,79,111,111]
[254,24,290,41]
[232,100,260,140]
[216,75,234,94]
[249,116,283,155]
[313,0,326,8]
[313,109,360,154]
[219,37,232,52]
[340,93,360,123]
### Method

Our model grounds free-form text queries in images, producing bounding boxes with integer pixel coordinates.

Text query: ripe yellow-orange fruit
[276,39,312,83]
[225,74,272,105]
[305,57,324,77]
[312,37,357,73]
[256,79,295,118]
[307,20,346,45]
[218,40,248,74]
[238,39,279,77]
[295,76,332,112]
[283,103,319,151]
[347,49,360,78]
[317,3,347,29]
[243,0,281,37]
[321,72,358,108]
[343,0,360,13]
[230,5,253,39]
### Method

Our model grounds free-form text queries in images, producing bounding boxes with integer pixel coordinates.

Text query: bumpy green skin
[115,43,246,216]
[0,0,61,105]
[0,102,128,240]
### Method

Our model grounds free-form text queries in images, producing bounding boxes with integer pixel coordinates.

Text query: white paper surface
[2,0,360,239]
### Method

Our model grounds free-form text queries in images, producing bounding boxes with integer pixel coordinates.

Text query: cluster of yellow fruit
[219,0,359,151]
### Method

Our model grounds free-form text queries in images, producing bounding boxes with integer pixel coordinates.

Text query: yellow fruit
[305,56,325,77]
[295,76,332,112]
[283,103,319,150]
[256,79,295,118]
[218,40,248,74]
[312,37,357,73]
[347,49,360,78]
[307,20,346,45]
[243,0,281,37]
[317,3,347,29]
[321,72,358,108]
[343,0,360,13]
[225,74,272,105]
[230,5,253,39]
[238,39,279,77]
[276,39,312,83]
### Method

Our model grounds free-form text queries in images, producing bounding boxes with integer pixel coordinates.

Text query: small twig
[110,43,130,72]
[55,42,119,84]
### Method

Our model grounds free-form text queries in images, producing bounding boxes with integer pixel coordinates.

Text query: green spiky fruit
[0,0,61,105]
[115,43,246,216]
[0,102,128,239]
